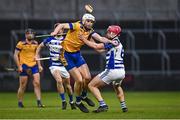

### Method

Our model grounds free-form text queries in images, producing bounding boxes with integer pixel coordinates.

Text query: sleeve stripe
[15,47,21,51]
[69,23,73,30]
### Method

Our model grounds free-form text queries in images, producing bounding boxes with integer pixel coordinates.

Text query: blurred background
[0,0,180,91]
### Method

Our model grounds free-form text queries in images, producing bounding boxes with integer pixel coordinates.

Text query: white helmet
[82,13,95,23]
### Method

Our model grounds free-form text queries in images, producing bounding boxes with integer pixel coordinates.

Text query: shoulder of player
[43,36,55,42]
[70,21,81,26]
[73,21,82,28]
[17,40,25,45]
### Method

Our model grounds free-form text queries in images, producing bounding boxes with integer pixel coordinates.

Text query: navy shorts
[62,51,86,71]
[20,64,39,76]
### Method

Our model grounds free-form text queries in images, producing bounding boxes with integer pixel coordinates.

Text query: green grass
[0,91,180,119]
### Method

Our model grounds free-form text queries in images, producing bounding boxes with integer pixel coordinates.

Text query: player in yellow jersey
[14,28,44,108]
[51,13,115,113]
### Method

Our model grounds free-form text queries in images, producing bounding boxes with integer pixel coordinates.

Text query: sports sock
[59,93,66,102]
[18,101,23,106]
[81,90,87,99]
[76,96,81,104]
[37,100,41,105]
[69,95,73,103]
[99,100,106,106]
[120,101,127,109]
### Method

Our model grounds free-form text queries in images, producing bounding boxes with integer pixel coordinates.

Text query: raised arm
[51,23,71,36]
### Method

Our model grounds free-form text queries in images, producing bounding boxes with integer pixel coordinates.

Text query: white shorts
[49,66,70,78]
[98,69,125,85]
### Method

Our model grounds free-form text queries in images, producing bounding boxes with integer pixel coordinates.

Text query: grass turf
[0,91,180,119]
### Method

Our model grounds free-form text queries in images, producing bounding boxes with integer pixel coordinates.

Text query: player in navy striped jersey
[79,25,128,113]
[35,35,76,110]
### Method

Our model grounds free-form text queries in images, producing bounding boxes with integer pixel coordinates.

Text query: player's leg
[32,73,44,107]
[58,66,75,109]
[112,69,128,112]
[77,57,95,107]
[68,68,89,112]
[88,75,108,113]
[63,77,76,109]
[32,65,44,107]
[51,68,67,109]
[62,51,89,113]
[113,83,128,112]
[17,76,28,108]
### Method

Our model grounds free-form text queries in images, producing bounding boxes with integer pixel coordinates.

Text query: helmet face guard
[25,28,35,40]
[82,13,95,24]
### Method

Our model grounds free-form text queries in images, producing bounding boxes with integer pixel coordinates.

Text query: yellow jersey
[15,40,38,67]
[62,21,94,52]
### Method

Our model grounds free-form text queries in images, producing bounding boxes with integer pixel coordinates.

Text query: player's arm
[51,23,71,36]
[79,34,117,52]
[35,42,45,59]
[13,49,22,72]
[79,34,103,49]
[89,38,106,53]
[91,32,110,43]
[91,32,118,46]
[79,34,109,53]
[88,38,105,50]
[35,42,45,72]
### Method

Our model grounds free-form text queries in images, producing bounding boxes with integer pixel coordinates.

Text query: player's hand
[50,32,57,36]
[78,33,85,41]
[18,65,23,73]
[38,65,43,72]
[34,55,39,61]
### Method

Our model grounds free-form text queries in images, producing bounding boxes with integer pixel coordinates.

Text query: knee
[65,84,72,90]
[76,78,83,85]
[19,84,26,91]
[33,81,40,87]
[57,79,63,85]
[84,75,92,83]
[87,74,92,81]
[19,81,27,90]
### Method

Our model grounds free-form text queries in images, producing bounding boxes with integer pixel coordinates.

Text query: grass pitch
[0,91,180,119]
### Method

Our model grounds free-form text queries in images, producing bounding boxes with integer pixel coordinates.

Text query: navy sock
[18,101,23,105]
[81,90,87,99]
[59,93,66,102]
[76,96,81,104]
[69,95,73,103]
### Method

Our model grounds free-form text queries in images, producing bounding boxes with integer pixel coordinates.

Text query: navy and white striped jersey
[105,37,124,69]
[43,36,64,67]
